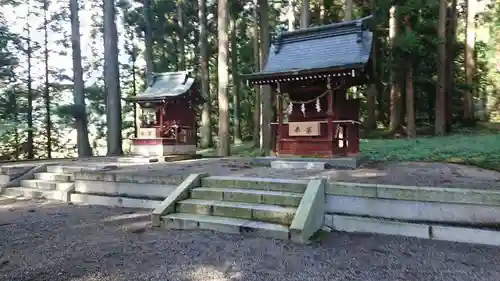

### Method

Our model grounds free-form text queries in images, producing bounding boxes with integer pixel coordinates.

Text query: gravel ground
[1,199,500,281]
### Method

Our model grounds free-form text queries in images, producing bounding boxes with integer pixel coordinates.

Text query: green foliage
[361,132,500,171]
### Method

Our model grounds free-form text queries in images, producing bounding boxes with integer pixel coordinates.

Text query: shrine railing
[135,125,196,145]
[162,124,197,145]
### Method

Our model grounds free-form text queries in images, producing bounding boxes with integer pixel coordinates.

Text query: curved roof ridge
[274,15,372,43]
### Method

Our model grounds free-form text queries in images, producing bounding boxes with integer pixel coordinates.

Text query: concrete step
[70,193,163,209]
[271,160,326,170]
[201,176,308,193]
[21,179,73,190]
[34,172,73,182]
[176,198,297,225]
[161,213,289,239]
[2,187,62,200]
[101,212,151,226]
[191,187,303,207]
[46,165,86,174]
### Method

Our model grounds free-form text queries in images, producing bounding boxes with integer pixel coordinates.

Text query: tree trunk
[318,0,324,24]
[26,19,34,159]
[300,0,310,28]
[288,0,295,30]
[445,0,457,132]
[143,0,153,138]
[143,0,154,83]
[177,0,185,70]
[43,0,52,158]
[103,0,123,155]
[435,0,447,135]
[217,0,230,156]
[230,6,241,144]
[130,30,138,138]
[389,5,402,133]
[463,0,476,125]
[344,0,353,20]
[406,65,416,137]
[252,1,261,148]
[364,0,377,131]
[199,0,212,148]
[258,0,272,155]
[70,0,93,157]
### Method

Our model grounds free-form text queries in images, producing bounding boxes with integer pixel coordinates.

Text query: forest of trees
[0,0,498,159]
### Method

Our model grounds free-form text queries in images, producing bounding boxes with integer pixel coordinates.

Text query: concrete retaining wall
[69,170,184,208]
[326,194,500,224]
[70,193,163,209]
[75,180,176,199]
[324,214,500,246]
[74,171,186,186]
[326,182,500,206]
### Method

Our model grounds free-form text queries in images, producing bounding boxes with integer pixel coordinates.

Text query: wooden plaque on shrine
[288,121,321,136]
[138,128,157,139]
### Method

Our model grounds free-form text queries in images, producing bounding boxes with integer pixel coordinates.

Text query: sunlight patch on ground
[188,264,242,281]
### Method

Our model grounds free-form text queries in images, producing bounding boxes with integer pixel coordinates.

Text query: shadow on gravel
[1,201,500,281]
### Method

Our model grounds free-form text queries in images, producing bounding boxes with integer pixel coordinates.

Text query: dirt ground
[0,198,499,281]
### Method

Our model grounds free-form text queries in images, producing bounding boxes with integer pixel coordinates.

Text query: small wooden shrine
[244,16,373,158]
[124,71,200,157]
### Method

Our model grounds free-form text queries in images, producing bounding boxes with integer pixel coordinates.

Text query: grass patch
[198,142,263,157]
[362,133,500,171]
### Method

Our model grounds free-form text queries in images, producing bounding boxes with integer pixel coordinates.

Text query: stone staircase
[159,176,311,239]
[2,165,77,200]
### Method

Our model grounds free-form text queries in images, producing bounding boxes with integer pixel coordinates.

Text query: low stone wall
[72,171,186,201]
[324,214,500,246]
[326,182,500,224]
[74,171,187,185]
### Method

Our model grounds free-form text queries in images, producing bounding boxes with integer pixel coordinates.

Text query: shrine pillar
[276,83,284,154]
[326,77,334,151]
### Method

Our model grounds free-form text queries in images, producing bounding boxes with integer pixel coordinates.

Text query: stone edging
[289,179,326,244]
[325,214,500,247]
[74,171,186,186]
[326,182,500,206]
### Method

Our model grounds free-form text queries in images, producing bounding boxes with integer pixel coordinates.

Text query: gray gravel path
[1,199,500,281]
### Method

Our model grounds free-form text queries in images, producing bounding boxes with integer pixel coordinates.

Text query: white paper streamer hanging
[287,102,293,115]
[315,98,321,112]
[301,103,306,117]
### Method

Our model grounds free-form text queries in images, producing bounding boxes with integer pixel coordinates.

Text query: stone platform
[2,157,500,246]
[256,156,363,169]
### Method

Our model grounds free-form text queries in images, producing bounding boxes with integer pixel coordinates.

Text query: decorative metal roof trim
[248,69,361,85]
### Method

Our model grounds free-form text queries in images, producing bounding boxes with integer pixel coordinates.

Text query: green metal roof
[244,16,373,84]
[126,71,196,102]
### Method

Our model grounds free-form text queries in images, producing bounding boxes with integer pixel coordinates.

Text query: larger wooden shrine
[125,71,200,157]
[244,16,373,158]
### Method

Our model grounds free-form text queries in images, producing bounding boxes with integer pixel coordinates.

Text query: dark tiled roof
[245,16,373,82]
[126,71,196,102]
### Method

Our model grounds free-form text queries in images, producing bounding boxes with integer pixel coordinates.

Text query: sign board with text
[138,128,157,139]
[288,122,321,136]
